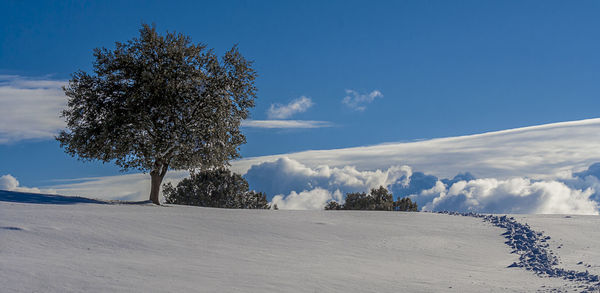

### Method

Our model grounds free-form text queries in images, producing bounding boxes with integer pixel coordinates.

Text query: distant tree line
[324,186,418,211]
[163,169,270,209]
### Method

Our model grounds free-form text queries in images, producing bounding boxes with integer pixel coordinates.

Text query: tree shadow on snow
[0,189,107,205]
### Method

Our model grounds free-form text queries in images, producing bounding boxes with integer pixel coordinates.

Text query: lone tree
[57,24,257,204]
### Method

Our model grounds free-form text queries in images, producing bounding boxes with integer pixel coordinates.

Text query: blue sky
[2,0,600,198]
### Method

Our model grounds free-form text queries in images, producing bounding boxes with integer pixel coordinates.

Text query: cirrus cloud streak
[242,120,333,129]
[0,75,67,143]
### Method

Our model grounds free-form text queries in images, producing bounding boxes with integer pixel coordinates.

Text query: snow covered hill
[1,191,599,292]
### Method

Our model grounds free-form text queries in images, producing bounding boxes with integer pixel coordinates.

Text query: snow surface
[3,191,593,292]
[515,214,600,277]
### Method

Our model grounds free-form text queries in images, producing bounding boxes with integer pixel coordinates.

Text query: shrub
[344,191,372,210]
[394,197,418,211]
[324,186,418,212]
[234,190,270,209]
[324,201,343,210]
[370,186,394,211]
[163,169,269,209]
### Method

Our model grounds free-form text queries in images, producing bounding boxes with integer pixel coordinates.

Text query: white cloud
[231,118,600,180]
[342,89,383,111]
[267,96,313,119]
[245,157,600,214]
[418,178,598,215]
[0,75,67,143]
[244,157,411,198]
[242,120,332,129]
[0,174,42,193]
[0,174,19,190]
[271,188,342,210]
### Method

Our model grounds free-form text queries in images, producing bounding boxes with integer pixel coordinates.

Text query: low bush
[325,186,418,211]
[163,169,270,209]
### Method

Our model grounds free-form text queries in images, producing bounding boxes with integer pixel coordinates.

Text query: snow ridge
[439,211,600,292]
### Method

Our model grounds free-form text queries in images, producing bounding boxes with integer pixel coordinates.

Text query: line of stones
[437,211,600,291]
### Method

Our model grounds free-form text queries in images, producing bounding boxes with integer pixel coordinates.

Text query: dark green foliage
[343,191,371,210]
[163,169,270,209]
[236,191,270,209]
[343,186,394,210]
[325,186,418,212]
[324,201,343,210]
[56,24,257,204]
[394,197,418,211]
[370,186,394,211]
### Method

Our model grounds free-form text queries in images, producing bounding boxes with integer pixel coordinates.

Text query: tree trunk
[149,162,168,205]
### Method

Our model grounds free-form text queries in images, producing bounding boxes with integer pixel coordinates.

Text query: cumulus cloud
[242,120,332,128]
[271,188,342,210]
[556,162,600,203]
[244,157,411,199]
[0,75,67,143]
[418,178,598,215]
[342,89,383,111]
[243,157,600,214]
[0,175,19,190]
[0,174,42,193]
[267,96,313,119]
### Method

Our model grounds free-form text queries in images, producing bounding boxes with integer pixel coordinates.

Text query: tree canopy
[57,24,257,204]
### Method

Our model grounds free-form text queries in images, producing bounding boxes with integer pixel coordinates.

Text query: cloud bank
[231,118,600,180]
[267,96,313,119]
[271,188,343,210]
[244,157,411,198]
[342,89,383,111]
[244,158,600,214]
[245,157,410,210]
[0,75,67,143]
[419,177,597,215]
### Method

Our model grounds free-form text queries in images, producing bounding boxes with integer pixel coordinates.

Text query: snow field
[0,200,577,292]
